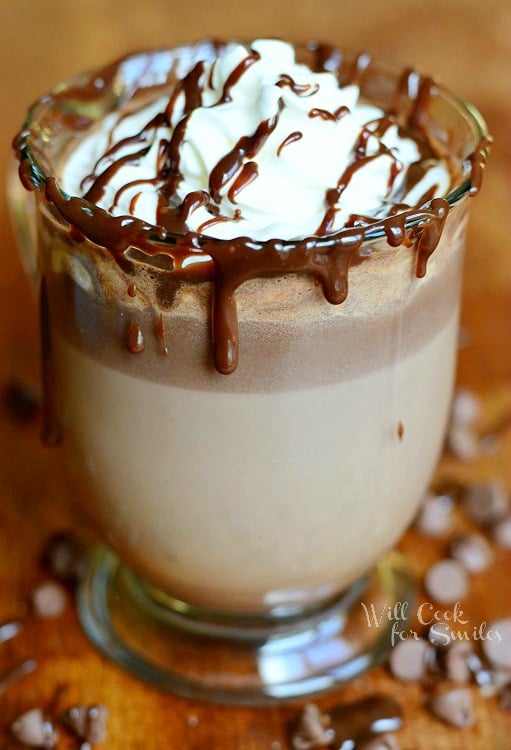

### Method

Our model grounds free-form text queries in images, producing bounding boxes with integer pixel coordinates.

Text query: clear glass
[9,43,489,703]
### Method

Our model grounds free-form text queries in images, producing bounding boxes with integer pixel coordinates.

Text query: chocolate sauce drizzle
[277,131,303,156]
[15,42,490,376]
[127,322,145,354]
[156,312,168,356]
[208,104,281,203]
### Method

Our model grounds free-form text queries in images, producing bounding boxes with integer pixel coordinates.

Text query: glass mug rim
[14,39,490,256]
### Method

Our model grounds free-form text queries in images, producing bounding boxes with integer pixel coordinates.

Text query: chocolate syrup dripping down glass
[14,42,491,376]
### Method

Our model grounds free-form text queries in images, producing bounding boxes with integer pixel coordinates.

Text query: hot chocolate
[14,40,488,618]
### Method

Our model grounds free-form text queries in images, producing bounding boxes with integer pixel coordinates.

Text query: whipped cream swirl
[60,39,452,241]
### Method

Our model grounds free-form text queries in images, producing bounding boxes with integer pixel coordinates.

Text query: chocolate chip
[357,734,401,750]
[482,619,511,670]
[430,688,475,728]
[424,559,470,604]
[444,641,475,684]
[291,703,334,750]
[0,619,23,643]
[11,708,58,748]
[31,581,68,619]
[3,379,41,422]
[492,515,511,549]
[450,534,494,573]
[388,638,433,682]
[414,493,454,537]
[62,704,108,745]
[41,532,87,582]
[463,480,509,526]
[331,695,403,743]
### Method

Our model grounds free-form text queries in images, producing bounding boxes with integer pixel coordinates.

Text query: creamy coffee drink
[15,40,488,615]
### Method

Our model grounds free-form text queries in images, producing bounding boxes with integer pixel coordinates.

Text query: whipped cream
[60,39,452,241]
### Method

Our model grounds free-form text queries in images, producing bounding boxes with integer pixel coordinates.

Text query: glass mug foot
[77,545,415,705]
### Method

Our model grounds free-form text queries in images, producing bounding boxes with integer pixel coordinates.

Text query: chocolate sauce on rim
[14,41,490,376]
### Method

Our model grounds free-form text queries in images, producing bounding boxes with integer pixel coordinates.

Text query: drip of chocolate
[227,161,259,203]
[208,104,282,203]
[218,50,260,104]
[291,695,402,748]
[277,74,320,97]
[277,131,303,156]
[127,322,145,354]
[156,312,168,356]
[308,106,349,122]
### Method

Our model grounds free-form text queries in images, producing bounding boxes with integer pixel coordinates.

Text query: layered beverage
[14,40,488,617]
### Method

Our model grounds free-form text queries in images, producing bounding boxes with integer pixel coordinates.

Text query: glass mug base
[77,545,414,705]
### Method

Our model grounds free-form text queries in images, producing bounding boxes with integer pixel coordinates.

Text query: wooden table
[1,1,510,747]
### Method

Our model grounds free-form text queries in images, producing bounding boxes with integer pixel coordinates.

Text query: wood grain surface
[1,1,510,747]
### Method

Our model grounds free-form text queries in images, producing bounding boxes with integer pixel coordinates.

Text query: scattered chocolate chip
[11,708,58,748]
[430,688,475,728]
[0,619,23,643]
[447,423,480,462]
[424,559,470,604]
[466,652,485,676]
[492,515,511,549]
[3,379,41,422]
[41,532,88,582]
[479,669,511,697]
[0,659,37,696]
[414,493,455,537]
[31,580,68,619]
[444,641,475,684]
[451,389,481,425]
[482,619,511,670]
[328,696,403,746]
[357,734,401,750]
[63,704,108,745]
[388,638,434,682]
[500,686,511,711]
[291,696,402,750]
[473,667,495,691]
[463,480,509,526]
[450,534,494,573]
[291,703,334,750]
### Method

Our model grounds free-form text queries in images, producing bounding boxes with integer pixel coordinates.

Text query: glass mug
[9,42,489,704]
